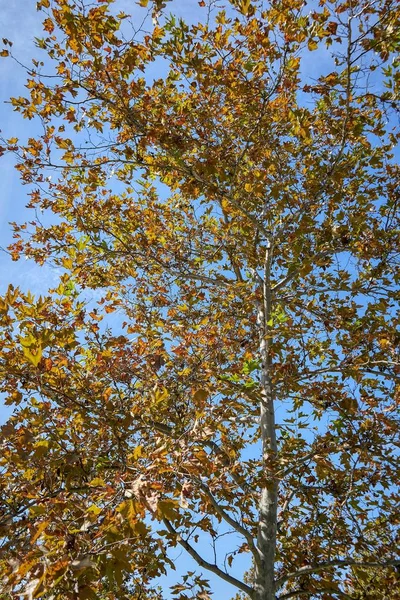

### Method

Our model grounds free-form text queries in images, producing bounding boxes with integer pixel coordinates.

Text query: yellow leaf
[117,499,142,524]
[63,151,75,165]
[315,457,333,479]
[89,477,106,487]
[379,338,390,349]
[0,299,9,315]
[68,38,81,53]
[20,333,37,348]
[153,385,169,404]
[157,500,180,522]
[239,0,252,15]
[130,445,143,461]
[87,505,102,515]
[341,396,358,412]
[22,345,42,367]
[62,257,73,269]
[31,520,50,544]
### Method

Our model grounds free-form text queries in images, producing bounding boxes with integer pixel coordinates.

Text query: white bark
[254,243,278,600]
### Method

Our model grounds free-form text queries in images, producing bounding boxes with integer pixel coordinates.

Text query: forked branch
[162,518,253,597]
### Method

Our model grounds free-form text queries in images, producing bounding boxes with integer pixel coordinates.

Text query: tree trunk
[254,244,278,600]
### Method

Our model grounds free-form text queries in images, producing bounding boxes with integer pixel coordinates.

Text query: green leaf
[242,359,260,374]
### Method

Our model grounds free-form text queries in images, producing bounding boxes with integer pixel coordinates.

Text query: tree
[0,0,399,598]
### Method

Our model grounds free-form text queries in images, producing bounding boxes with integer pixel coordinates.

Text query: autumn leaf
[157,500,180,522]
[193,389,208,403]
[31,520,50,544]
[22,344,43,367]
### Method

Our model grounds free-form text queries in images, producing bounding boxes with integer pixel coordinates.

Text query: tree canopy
[0,0,399,599]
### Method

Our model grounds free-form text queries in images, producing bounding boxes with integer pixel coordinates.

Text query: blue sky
[1,2,42,286]
[1,2,46,423]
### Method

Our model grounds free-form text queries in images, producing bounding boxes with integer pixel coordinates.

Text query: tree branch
[278,588,352,599]
[276,558,400,587]
[272,247,347,294]
[289,365,400,384]
[162,518,253,597]
[195,478,261,567]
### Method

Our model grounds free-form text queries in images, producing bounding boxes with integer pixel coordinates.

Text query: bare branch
[195,478,261,567]
[277,452,316,478]
[162,518,254,597]
[272,247,347,294]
